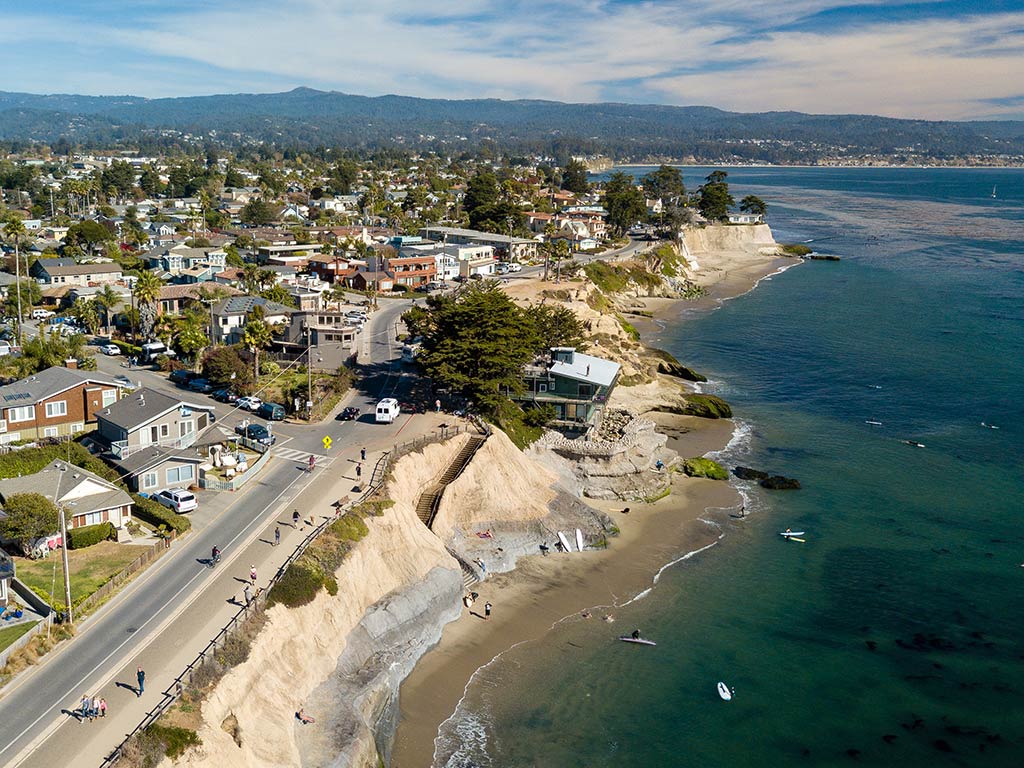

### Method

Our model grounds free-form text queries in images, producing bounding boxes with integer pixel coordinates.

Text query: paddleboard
[717,682,732,701]
[779,531,806,538]
[557,531,573,552]
[576,528,585,552]
[865,420,883,426]
[788,537,806,543]
[619,636,657,646]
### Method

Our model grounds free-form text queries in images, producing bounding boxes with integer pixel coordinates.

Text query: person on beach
[249,565,257,585]
[293,509,300,527]
[274,526,281,546]
[485,602,492,619]
[463,593,475,608]
[435,399,441,413]
[297,708,316,724]
[621,507,630,514]
[136,666,145,696]
[539,543,549,556]
[356,462,362,478]
[99,698,107,718]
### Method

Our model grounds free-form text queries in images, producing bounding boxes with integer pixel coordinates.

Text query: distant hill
[1,87,1022,162]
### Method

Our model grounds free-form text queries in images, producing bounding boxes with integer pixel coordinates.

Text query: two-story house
[0,367,126,444]
[385,253,437,288]
[0,549,13,607]
[30,258,123,287]
[95,388,216,460]
[511,347,621,431]
[210,296,295,345]
[145,244,228,280]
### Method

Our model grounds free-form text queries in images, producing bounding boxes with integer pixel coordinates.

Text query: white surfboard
[619,636,657,646]
[557,531,573,552]
[576,528,584,552]
[779,531,806,538]
[717,682,732,701]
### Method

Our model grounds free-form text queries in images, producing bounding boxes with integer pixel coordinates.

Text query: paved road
[0,297,424,767]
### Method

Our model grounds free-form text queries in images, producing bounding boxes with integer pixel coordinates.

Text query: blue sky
[2,0,1023,119]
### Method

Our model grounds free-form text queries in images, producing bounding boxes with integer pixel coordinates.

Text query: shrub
[615,314,641,340]
[331,514,369,542]
[266,561,322,608]
[145,724,201,759]
[132,493,191,535]
[522,403,557,428]
[681,458,729,480]
[67,521,115,549]
[781,243,813,257]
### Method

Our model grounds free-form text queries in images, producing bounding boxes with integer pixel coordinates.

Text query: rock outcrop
[760,475,802,490]
[733,466,769,481]
[681,457,728,480]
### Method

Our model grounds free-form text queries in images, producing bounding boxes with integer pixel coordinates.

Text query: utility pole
[306,327,313,421]
[55,463,74,627]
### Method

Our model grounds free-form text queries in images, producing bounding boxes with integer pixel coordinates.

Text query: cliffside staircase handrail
[424,436,486,530]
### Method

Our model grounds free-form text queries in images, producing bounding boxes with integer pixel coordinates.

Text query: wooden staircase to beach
[414,436,486,530]
[413,435,488,588]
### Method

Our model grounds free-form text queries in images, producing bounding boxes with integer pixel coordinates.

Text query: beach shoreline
[390,250,788,768]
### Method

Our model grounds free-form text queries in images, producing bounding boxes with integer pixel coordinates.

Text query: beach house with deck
[511,347,620,432]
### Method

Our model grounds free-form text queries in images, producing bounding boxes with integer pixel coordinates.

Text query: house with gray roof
[30,258,123,287]
[106,445,204,494]
[0,366,126,444]
[0,460,134,531]
[95,388,215,459]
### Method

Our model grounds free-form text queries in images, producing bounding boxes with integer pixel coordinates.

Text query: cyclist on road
[211,546,221,563]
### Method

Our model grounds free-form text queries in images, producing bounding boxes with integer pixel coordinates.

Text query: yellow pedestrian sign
[322,436,333,451]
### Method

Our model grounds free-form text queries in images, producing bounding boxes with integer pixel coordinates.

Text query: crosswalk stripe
[274,448,333,465]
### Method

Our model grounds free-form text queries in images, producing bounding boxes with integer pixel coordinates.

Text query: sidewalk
[11,411,462,768]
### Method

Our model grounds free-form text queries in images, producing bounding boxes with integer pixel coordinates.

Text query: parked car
[153,488,198,513]
[345,311,368,321]
[452,275,467,283]
[424,281,446,291]
[113,374,135,388]
[337,406,360,421]
[256,402,286,420]
[101,344,121,356]
[169,369,198,387]
[31,309,55,320]
[211,388,238,403]
[507,262,523,272]
[236,396,263,411]
[495,263,510,275]
[235,423,276,446]
[188,378,214,393]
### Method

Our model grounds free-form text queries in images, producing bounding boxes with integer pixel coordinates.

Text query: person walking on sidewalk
[99,698,107,718]
[136,666,146,697]
[360,447,366,461]
[356,462,362,478]
[292,509,300,527]
[79,695,90,722]
[243,584,252,605]
[274,526,281,546]
[249,565,257,585]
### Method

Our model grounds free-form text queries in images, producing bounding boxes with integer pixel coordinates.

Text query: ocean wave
[436,705,493,768]
[706,418,755,461]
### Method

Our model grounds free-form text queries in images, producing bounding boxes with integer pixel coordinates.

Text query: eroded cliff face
[682,222,778,255]
[177,440,467,768]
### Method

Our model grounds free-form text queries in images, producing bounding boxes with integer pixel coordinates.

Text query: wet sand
[391,420,740,768]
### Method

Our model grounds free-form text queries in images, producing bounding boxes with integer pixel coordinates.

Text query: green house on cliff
[512,347,620,432]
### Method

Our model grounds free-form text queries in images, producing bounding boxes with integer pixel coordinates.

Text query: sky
[2,0,1023,120]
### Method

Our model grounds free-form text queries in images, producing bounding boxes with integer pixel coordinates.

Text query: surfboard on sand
[576,528,585,552]
[557,531,573,552]
[718,682,732,701]
[619,636,657,646]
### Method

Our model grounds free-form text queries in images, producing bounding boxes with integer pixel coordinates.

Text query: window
[45,401,67,418]
[166,465,194,484]
[160,424,170,438]
[142,472,158,490]
[0,432,20,445]
[43,427,58,437]
[8,405,34,422]
[82,510,104,527]
[102,389,117,407]
[70,423,84,433]
[179,420,194,438]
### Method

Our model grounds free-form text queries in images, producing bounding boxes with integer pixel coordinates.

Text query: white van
[375,398,401,424]
[140,341,176,363]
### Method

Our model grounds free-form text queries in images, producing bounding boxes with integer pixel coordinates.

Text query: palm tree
[241,262,263,294]
[241,314,274,380]
[95,284,121,334]
[2,216,26,344]
[69,298,101,335]
[133,271,163,341]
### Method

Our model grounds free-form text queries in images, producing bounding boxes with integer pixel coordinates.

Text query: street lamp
[54,463,74,627]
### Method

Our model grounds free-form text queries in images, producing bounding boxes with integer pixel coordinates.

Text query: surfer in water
[631,629,641,640]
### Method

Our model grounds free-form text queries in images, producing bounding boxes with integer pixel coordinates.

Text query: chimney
[64,358,78,370]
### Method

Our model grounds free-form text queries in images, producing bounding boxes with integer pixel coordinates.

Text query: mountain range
[1,87,1022,163]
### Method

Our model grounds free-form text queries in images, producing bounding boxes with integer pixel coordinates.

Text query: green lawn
[15,541,150,609]
[0,620,39,653]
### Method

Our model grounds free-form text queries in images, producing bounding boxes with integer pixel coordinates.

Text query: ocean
[432,167,1024,767]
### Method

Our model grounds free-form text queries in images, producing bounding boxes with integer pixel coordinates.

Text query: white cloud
[1,1,1022,118]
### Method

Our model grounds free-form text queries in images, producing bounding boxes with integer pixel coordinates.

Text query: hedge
[67,521,116,549]
[0,442,122,485]
[132,493,191,535]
